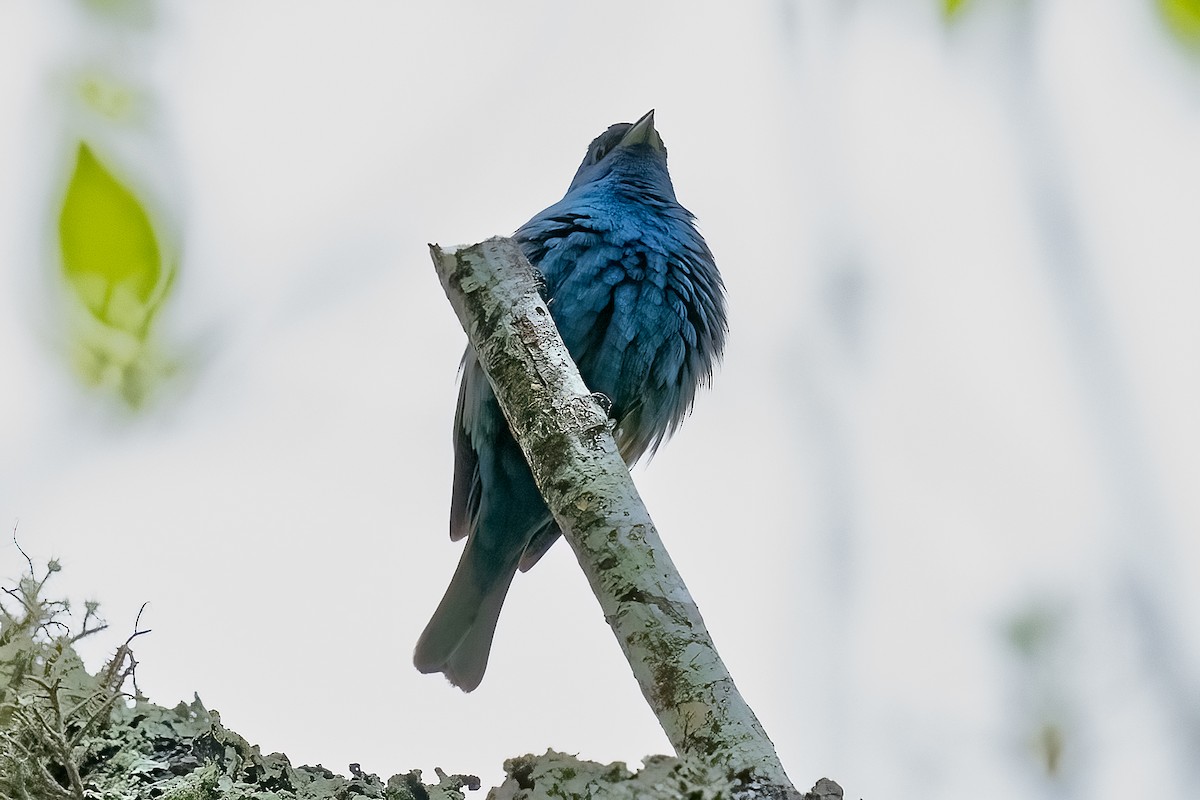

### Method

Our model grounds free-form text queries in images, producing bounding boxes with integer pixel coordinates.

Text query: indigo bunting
[414,111,727,691]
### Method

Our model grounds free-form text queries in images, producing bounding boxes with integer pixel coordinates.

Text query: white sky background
[1,1,1199,798]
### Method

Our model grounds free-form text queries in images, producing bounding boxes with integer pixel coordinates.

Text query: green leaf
[943,0,970,19]
[1160,0,1200,47]
[59,142,162,332]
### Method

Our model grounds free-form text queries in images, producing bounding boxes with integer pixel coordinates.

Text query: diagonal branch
[429,237,801,799]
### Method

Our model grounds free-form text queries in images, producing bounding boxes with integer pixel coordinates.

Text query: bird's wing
[449,351,482,542]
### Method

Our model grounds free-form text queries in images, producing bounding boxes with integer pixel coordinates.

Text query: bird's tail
[413,546,519,692]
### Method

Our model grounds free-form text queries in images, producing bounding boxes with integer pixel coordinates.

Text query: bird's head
[565,110,673,196]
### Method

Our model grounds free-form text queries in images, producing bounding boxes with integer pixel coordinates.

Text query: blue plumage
[414,111,726,691]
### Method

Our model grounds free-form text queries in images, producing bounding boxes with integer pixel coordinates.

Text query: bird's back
[516,191,725,463]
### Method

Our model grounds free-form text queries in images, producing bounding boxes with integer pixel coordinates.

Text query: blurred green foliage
[942,0,971,19]
[58,142,175,407]
[60,143,162,330]
[1006,604,1059,658]
[1160,0,1200,46]
[78,0,157,27]
[1004,604,1072,780]
[79,76,138,122]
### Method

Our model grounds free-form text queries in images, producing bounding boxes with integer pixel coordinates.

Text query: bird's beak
[619,109,664,152]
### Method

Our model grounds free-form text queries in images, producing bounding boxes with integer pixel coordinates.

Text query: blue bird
[414,111,727,691]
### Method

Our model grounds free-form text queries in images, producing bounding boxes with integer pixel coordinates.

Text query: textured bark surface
[430,238,801,798]
[491,751,845,800]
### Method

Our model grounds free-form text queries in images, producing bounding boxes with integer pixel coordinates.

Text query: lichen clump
[0,555,470,800]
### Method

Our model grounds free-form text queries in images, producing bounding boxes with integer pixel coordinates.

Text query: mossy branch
[429,237,802,799]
